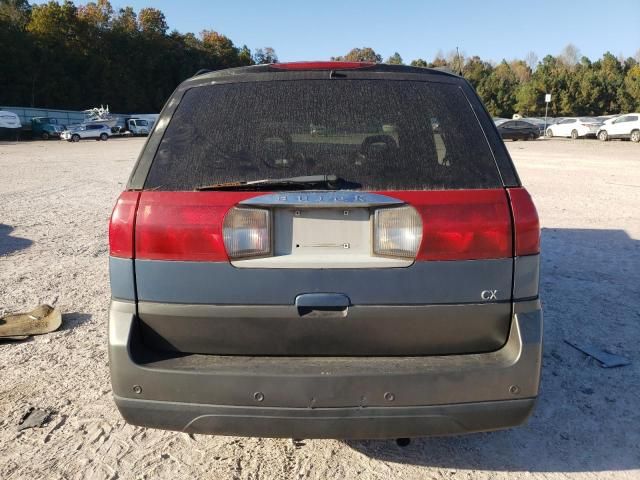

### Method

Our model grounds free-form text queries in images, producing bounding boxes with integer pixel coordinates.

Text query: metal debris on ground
[565,340,631,368]
[17,407,52,431]
[0,304,62,339]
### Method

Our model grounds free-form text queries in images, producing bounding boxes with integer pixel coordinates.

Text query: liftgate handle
[295,293,350,314]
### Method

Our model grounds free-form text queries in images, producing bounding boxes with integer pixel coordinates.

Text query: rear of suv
[108,62,542,439]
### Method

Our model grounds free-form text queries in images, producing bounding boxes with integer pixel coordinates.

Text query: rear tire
[631,130,640,143]
[100,133,108,141]
[571,130,579,140]
[72,134,80,142]
[41,132,49,140]
[598,130,608,142]
[528,133,536,141]
[545,128,553,138]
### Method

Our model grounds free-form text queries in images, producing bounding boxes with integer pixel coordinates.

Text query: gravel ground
[0,137,639,480]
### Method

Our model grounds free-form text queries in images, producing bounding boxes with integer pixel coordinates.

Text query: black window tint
[145,80,501,190]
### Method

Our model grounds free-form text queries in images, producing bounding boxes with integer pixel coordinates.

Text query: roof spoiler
[192,69,212,77]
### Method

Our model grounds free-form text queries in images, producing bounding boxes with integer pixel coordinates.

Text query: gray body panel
[133,258,513,305]
[109,257,136,301]
[109,299,542,438]
[513,254,540,299]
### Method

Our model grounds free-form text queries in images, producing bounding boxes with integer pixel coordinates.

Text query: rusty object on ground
[0,304,62,338]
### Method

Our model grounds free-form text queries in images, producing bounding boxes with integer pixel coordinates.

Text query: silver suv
[108,62,542,440]
[62,123,111,142]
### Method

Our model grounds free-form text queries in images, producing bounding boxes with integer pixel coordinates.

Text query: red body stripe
[271,61,375,70]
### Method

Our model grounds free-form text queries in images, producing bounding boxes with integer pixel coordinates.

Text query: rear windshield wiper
[196,175,361,191]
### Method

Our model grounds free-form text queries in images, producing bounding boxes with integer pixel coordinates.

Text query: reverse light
[223,207,272,259]
[373,205,423,258]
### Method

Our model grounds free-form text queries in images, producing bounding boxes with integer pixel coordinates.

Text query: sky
[34,0,640,63]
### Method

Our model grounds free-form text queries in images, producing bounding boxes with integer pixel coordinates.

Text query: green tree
[112,6,136,32]
[386,52,403,65]
[77,0,112,29]
[410,58,429,68]
[239,45,253,65]
[623,65,640,110]
[477,61,518,117]
[138,7,167,35]
[253,47,278,64]
[333,47,382,63]
[201,30,239,66]
[0,0,31,27]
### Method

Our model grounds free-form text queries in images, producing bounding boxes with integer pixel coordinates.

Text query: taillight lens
[373,205,423,258]
[378,190,513,260]
[109,191,140,258]
[223,207,272,259]
[508,188,540,256]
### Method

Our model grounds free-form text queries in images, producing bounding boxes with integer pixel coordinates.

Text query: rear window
[144,79,501,190]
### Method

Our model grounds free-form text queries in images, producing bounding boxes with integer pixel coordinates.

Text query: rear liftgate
[109,188,538,357]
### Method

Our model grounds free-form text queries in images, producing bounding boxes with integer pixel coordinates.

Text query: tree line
[334,47,640,117]
[1,1,639,117]
[0,0,277,112]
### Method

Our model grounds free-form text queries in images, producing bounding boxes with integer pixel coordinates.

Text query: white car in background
[545,117,602,139]
[61,123,111,142]
[597,114,640,143]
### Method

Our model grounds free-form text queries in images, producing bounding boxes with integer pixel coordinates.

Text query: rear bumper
[114,395,536,439]
[109,299,542,439]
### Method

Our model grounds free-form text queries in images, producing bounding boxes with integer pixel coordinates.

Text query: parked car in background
[545,117,602,139]
[496,120,540,140]
[521,118,548,137]
[61,123,111,142]
[108,62,542,440]
[597,113,640,142]
[596,115,619,124]
[32,117,64,140]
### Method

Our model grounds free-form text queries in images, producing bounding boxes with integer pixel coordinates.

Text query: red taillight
[384,190,513,261]
[508,187,540,256]
[109,191,140,258]
[135,192,261,261]
[271,61,375,71]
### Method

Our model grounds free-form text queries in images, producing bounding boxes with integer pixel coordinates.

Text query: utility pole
[456,46,462,76]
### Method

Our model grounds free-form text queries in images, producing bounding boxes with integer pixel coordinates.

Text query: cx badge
[481,290,498,301]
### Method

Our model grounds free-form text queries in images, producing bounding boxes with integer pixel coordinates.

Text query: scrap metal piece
[565,340,631,368]
[17,407,52,431]
[0,305,62,338]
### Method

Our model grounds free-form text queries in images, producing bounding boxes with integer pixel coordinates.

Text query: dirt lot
[1,138,639,480]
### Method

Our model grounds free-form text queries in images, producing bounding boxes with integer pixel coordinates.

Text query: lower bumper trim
[114,395,536,439]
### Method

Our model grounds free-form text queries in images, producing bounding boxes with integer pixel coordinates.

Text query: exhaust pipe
[396,438,411,447]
